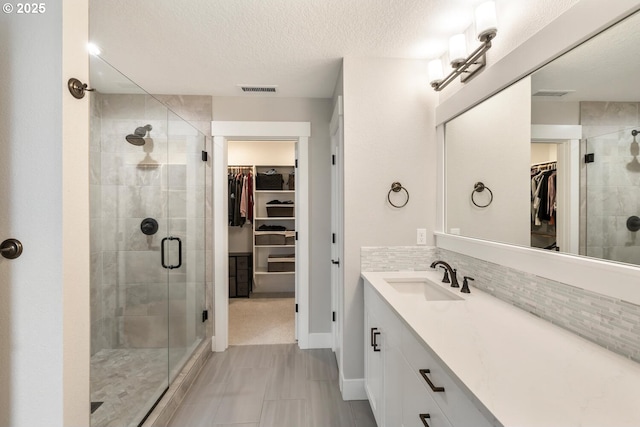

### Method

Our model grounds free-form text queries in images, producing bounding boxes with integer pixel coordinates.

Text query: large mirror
[445,9,640,266]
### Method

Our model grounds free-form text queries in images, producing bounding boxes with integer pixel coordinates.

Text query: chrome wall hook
[67,78,95,99]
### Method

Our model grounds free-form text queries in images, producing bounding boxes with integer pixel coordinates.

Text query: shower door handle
[161,236,182,269]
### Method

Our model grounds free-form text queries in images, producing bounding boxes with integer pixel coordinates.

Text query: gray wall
[340,57,437,380]
[213,96,333,334]
[0,5,64,425]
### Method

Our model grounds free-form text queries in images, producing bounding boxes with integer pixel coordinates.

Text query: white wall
[531,101,580,125]
[341,57,436,381]
[531,143,558,164]
[213,97,332,334]
[445,77,531,246]
[0,0,90,425]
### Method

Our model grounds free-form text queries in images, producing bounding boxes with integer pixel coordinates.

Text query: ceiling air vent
[239,85,278,93]
[532,90,574,97]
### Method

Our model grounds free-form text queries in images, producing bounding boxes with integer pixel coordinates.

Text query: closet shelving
[252,165,296,285]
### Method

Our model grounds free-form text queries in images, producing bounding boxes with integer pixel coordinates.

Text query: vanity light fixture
[428,1,498,91]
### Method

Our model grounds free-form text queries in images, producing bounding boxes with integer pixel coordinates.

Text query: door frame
[329,97,344,363]
[531,124,581,255]
[212,121,311,351]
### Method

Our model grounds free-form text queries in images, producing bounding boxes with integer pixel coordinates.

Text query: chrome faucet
[430,260,459,288]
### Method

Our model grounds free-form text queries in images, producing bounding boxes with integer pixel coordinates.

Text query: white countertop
[362,270,640,427]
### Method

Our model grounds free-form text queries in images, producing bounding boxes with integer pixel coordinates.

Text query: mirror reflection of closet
[530,143,558,250]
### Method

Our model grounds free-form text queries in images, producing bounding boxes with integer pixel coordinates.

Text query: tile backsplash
[361,246,640,364]
[361,246,437,272]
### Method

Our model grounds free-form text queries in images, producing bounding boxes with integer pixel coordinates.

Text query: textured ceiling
[90,0,494,98]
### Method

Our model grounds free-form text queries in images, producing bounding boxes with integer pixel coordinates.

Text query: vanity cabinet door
[364,308,385,426]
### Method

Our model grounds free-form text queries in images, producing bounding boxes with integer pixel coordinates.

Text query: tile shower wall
[580,101,640,265]
[90,93,211,355]
[361,246,640,364]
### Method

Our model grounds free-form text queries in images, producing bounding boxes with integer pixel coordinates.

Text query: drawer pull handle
[419,369,445,392]
[419,413,431,426]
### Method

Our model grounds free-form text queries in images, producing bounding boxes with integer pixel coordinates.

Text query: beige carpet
[228,297,296,345]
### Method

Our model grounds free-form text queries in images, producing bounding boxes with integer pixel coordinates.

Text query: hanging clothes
[228,167,254,227]
[530,162,557,225]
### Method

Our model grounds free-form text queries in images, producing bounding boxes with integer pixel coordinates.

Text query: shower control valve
[141,218,159,235]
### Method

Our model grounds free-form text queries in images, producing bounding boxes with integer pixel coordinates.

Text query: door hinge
[201,151,208,162]
[295,304,299,313]
[585,153,595,163]
[202,309,209,322]
[332,233,336,244]
[332,154,336,165]
[295,159,298,168]
[332,311,336,322]
[295,232,298,241]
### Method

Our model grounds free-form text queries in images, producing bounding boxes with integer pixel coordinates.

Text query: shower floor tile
[90,347,191,427]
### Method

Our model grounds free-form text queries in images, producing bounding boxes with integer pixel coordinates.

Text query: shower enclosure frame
[89,55,207,427]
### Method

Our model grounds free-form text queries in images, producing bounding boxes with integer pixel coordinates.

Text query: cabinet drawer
[237,256,250,269]
[402,356,453,427]
[402,327,495,427]
[229,257,236,275]
[229,277,237,297]
[237,269,249,283]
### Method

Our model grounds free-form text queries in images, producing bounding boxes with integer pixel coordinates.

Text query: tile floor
[168,344,377,427]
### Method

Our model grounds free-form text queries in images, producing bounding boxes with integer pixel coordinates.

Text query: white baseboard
[211,336,216,352]
[307,332,332,349]
[339,373,367,400]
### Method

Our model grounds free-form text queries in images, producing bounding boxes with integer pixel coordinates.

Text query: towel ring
[388,182,409,208]
[471,182,493,208]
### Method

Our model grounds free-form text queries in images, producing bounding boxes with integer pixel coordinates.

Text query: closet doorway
[212,121,311,352]
[228,141,297,345]
[531,125,581,255]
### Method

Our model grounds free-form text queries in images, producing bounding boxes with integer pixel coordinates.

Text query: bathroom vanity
[362,270,640,427]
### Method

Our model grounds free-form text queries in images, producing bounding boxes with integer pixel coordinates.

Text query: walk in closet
[530,143,558,250]
[227,140,297,345]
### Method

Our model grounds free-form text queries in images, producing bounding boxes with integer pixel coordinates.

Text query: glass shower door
[89,54,206,427]
[585,126,640,265]
[166,110,206,381]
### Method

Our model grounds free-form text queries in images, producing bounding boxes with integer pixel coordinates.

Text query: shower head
[125,124,152,146]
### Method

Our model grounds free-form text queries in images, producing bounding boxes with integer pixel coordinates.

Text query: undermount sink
[385,278,463,301]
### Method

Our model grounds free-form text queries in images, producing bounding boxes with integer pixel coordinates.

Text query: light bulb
[475,1,497,42]
[449,34,467,67]
[428,59,444,85]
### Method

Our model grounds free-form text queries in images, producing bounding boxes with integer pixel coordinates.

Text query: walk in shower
[89,55,207,426]
[585,126,640,265]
